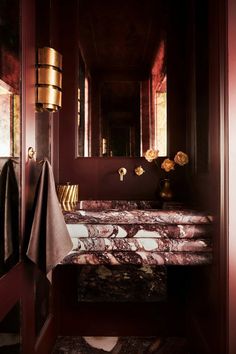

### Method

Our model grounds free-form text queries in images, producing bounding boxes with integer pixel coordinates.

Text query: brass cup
[56,184,79,204]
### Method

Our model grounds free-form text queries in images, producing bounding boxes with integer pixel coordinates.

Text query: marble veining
[63,209,213,225]
[61,201,213,266]
[77,200,162,210]
[66,223,213,239]
[77,265,167,302]
[62,250,212,266]
[71,237,212,253]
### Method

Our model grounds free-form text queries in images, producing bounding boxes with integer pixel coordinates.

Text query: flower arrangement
[144,149,189,200]
[144,149,189,172]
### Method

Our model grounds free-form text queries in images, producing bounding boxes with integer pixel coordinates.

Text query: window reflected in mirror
[154,89,167,157]
[0,0,20,158]
[77,52,90,157]
[151,40,167,157]
[0,0,20,276]
[0,81,20,157]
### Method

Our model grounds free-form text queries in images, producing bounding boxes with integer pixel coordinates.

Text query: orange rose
[161,158,175,172]
[174,151,189,166]
[144,149,159,162]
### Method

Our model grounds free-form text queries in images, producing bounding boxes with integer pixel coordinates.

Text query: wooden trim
[0,263,22,320]
[227,0,236,353]
[186,314,210,354]
[35,314,57,354]
[209,0,228,353]
[219,0,228,351]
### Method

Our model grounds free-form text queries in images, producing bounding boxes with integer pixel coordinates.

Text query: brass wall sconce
[36,47,62,112]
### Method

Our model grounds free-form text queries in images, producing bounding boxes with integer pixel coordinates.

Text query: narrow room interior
[0,0,235,353]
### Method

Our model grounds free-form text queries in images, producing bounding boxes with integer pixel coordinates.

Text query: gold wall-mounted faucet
[118,167,127,181]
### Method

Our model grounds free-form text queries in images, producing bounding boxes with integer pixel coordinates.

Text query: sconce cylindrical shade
[37,86,62,110]
[38,67,62,87]
[36,47,62,112]
[38,46,62,69]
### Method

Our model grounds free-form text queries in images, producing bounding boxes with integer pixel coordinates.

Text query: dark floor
[52,336,192,354]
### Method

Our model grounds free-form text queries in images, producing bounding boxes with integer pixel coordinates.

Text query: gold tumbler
[56,183,79,204]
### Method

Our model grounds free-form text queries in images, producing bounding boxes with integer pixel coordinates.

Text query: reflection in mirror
[77,0,167,157]
[77,53,90,157]
[0,0,20,158]
[151,40,167,157]
[0,0,20,275]
[0,159,19,276]
[101,82,140,157]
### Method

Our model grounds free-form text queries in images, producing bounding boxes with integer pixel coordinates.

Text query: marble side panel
[77,265,167,302]
[71,237,212,253]
[66,223,213,239]
[64,209,213,225]
[61,251,212,266]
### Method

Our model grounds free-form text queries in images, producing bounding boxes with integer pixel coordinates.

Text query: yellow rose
[144,149,159,162]
[161,158,175,172]
[174,151,189,166]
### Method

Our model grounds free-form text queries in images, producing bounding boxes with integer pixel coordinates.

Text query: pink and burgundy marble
[77,265,167,302]
[76,200,162,210]
[66,223,212,239]
[72,237,212,253]
[61,200,213,266]
[62,250,212,266]
[52,336,190,354]
[63,209,213,225]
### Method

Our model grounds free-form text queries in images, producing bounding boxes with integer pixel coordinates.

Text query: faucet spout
[118,167,127,181]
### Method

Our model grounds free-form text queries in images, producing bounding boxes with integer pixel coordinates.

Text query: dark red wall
[228,0,236,352]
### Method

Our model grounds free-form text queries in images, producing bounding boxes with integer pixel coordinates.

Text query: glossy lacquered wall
[228,0,236,352]
[8,0,232,353]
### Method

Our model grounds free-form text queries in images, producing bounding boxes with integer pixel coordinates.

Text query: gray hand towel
[26,158,73,280]
[0,159,19,273]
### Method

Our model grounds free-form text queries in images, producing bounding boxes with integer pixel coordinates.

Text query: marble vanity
[61,200,213,266]
[58,200,213,303]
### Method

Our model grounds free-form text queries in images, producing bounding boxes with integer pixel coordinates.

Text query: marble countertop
[63,208,213,225]
[61,200,213,266]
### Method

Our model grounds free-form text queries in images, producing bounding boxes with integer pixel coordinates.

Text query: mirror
[0,0,21,275]
[100,81,140,157]
[76,0,167,157]
[0,0,20,159]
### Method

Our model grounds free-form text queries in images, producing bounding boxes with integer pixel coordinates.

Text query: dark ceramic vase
[159,178,173,201]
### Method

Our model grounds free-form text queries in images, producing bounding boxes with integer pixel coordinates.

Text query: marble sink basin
[61,200,213,266]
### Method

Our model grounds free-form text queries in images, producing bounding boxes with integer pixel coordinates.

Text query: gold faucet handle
[118,167,127,181]
[134,165,145,176]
